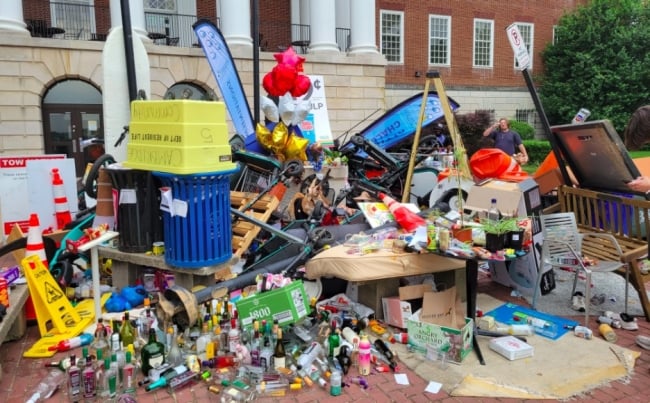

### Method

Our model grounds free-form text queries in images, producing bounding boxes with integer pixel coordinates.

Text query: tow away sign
[506,23,530,71]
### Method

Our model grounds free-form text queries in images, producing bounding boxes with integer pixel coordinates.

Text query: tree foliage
[539,0,650,132]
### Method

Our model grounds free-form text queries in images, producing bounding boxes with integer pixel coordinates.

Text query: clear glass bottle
[91,317,108,360]
[196,323,211,361]
[26,370,66,403]
[67,354,82,401]
[82,355,96,401]
[105,357,117,398]
[141,328,165,376]
[167,326,184,367]
[121,350,136,395]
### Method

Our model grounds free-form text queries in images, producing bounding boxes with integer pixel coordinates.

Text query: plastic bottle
[495,324,534,336]
[329,370,342,396]
[358,334,371,375]
[392,332,408,344]
[488,198,500,223]
[599,323,617,342]
[296,342,323,370]
[26,370,66,403]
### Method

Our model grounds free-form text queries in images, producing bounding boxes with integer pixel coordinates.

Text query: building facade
[0,0,582,176]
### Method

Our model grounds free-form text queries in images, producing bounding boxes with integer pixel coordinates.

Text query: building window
[145,0,176,11]
[514,23,534,69]
[380,10,404,63]
[552,25,559,44]
[429,15,451,66]
[473,19,493,68]
[516,109,537,126]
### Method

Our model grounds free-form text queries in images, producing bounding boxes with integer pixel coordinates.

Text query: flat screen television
[550,120,641,195]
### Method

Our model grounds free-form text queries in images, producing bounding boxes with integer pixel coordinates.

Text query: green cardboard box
[406,309,474,364]
[236,280,311,330]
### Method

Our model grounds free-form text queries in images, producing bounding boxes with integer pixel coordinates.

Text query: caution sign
[45,281,64,304]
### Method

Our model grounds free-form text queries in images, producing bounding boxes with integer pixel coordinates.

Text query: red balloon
[291,74,312,97]
[263,73,282,97]
[272,64,298,96]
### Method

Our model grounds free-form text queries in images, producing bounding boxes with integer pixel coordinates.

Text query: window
[380,10,404,63]
[473,19,493,68]
[552,25,559,44]
[514,23,534,69]
[145,0,176,11]
[516,109,537,127]
[429,15,451,65]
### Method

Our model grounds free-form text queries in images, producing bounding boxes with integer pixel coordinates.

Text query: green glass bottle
[141,328,165,376]
[120,312,135,349]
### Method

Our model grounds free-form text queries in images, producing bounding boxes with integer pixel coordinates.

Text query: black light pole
[120,0,137,102]
[252,0,260,124]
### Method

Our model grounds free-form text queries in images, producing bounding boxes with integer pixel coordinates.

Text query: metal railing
[23,1,351,53]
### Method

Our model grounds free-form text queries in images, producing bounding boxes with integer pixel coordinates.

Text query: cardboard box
[407,309,474,364]
[381,284,431,329]
[236,280,311,330]
[464,179,536,218]
[534,168,563,195]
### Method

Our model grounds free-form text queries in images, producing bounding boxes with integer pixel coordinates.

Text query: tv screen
[550,120,641,195]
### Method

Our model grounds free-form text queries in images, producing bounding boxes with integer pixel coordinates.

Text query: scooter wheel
[311,227,334,249]
[283,158,304,178]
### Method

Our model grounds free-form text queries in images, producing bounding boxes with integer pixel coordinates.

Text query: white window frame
[473,18,494,68]
[513,23,534,70]
[380,10,404,64]
[552,25,559,44]
[429,15,451,66]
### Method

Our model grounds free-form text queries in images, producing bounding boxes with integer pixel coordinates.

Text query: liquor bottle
[145,365,189,392]
[104,357,117,398]
[94,351,105,398]
[330,370,342,396]
[228,318,240,353]
[328,324,341,358]
[44,357,71,372]
[122,350,136,394]
[488,198,501,223]
[373,338,398,371]
[141,328,166,376]
[167,326,183,367]
[26,370,66,403]
[358,334,371,375]
[201,355,240,369]
[250,319,260,366]
[91,317,108,359]
[67,354,82,401]
[82,355,96,400]
[336,345,352,375]
[273,328,286,370]
[195,323,211,361]
[109,354,120,392]
[296,342,323,370]
[120,312,135,349]
[109,320,121,353]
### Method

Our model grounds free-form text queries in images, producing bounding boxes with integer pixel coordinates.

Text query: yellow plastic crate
[124,143,236,174]
[130,100,225,124]
[129,122,229,148]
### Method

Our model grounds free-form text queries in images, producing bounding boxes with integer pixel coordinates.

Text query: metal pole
[252,0,260,124]
[521,68,571,186]
[120,0,137,102]
[402,72,434,203]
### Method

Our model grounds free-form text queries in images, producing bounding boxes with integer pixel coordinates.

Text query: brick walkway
[2,271,650,402]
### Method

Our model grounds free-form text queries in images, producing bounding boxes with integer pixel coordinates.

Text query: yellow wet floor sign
[21,255,95,358]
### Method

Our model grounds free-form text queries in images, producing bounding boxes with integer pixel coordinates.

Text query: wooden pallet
[231,191,280,259]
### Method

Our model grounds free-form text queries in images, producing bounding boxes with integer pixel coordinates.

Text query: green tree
[539,0,650,133]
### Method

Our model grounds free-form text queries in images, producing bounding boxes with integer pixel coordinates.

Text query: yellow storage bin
[129,122,229,148]
[124,143,236,174]
[130,100,225,124]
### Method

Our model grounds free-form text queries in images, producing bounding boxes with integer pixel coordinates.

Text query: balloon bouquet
[255,47,322,164]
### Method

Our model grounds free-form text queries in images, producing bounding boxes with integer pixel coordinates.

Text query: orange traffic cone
[378,192,426,233]
[25,213,49,268]
[24,213,47,321]
[51,168,72,230]
[92,167,115,229]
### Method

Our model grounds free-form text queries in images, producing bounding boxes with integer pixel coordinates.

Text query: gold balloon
[255,123,273,150]
[270,121,289,155]
[283,131,309,161]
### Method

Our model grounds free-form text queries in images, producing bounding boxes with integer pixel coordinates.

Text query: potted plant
[480,216,520,252]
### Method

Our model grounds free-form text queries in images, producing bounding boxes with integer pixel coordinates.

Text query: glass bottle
[105,357,117,399]
[67,354,82,401]
[196,323,211,361]
[120,312,135,349]
[328,324,341,358]
[91,317,108,360]
[167,326,184,367]
[44,356,71,372]
[273,328,286,370]
[26,369,66,403]
[122,351,136,395]
[145,365,189,392]
[141,328,165,376]
[82,355,96,401]
[488,198,500,223]
[228,318,240,353]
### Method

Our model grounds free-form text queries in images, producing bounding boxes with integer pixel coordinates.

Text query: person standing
[483,118,529,164]
[624,105,650,193]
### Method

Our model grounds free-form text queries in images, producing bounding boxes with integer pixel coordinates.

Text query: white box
[489,335,534,361]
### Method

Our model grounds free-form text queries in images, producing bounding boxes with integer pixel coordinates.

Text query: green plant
[323,147,348,166]
[480,217,521,235]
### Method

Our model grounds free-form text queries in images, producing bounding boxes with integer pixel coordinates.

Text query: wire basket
[233,164,276,193]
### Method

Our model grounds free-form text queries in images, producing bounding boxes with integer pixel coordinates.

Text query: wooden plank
[230,191,280,260]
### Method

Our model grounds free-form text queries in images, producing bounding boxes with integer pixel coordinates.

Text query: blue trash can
[155,168,237,268]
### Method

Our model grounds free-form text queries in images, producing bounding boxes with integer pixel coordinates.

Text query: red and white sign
[506,23,530,71]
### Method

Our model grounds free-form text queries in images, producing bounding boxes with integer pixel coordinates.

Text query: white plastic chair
[532,212,628,325]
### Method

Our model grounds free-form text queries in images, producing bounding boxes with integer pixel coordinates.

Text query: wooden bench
[555,185,650,321]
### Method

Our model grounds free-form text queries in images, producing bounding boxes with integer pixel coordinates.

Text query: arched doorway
[42,80,104,178]
[163,82,217,100]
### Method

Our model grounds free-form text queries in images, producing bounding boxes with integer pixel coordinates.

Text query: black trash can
[106,164,164,253]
